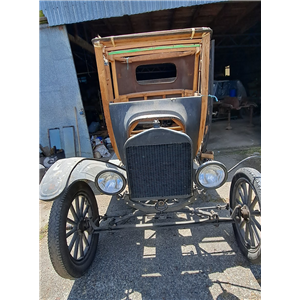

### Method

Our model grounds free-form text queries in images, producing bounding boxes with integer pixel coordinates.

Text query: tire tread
[47,181,99,279]
[230,167,261,263]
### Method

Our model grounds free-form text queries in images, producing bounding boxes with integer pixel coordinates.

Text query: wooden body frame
[92,27,212,160]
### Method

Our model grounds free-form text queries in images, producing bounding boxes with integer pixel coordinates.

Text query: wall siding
[39,24,93,158]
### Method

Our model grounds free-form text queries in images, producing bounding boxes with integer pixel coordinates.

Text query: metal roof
[40,0,227,27]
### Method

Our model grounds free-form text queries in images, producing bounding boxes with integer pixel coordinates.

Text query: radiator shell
[124,128,193,201]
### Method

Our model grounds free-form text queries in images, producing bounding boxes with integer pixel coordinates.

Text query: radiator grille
[126,143,192,200]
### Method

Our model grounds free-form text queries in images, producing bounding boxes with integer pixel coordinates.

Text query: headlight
[95,170,126,195]
[195,161,228,189]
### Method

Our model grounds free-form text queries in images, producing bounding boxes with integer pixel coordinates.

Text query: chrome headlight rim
[195,161,228,189]
[95,170,126,195]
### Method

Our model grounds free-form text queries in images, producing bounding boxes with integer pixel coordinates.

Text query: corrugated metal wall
[39,24,93,157]
[40,0,227,26]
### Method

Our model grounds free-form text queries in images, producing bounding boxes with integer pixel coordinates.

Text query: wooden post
[193,51,200,92]
[94,45,120,159]
[226,109,232,130]
[74,107,81,156]
[197,33,211,151]
[110,60,119,99]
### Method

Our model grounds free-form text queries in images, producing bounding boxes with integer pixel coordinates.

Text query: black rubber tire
[48,181,99,279]
[229,167,261,263]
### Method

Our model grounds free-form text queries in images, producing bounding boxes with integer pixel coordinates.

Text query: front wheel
[230,168,261,263]
[48,181,99,279]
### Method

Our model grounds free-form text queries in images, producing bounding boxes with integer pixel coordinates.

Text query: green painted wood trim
[108,44,200,55]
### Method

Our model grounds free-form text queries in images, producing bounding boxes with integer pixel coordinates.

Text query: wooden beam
[198,33,211,152]
[90,23,110,37]
[131,126,183,136]
[224,2,260,34]
[105,38,202,52]
[147,12,154,32]
[200,151,214,160]
[128,118,185,137]
[188,5,202,28]
[103,18,115,36]
[115,89,190,101]
[207,3,227,29]
[94,46,120,159]
[237,8,261,34]
[193,50,200,92]
[68,34,94,54]
[124,14,134,33]
[168,9,176,30]
[109,45,201,60]
[96,29,210,47]
[110,60,119,99]
[113,50,195,64]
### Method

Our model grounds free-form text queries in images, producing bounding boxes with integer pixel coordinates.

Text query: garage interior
[63,1,261,137]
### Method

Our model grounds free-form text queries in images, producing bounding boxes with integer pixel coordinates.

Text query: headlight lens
[95,170,126,195]
[195,161,228,189]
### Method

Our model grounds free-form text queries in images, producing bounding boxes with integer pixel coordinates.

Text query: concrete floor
[208,115,261,151]
[39,115,261,232]
[39,115,261,300]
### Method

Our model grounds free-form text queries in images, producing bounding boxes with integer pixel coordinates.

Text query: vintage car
[39,27,261,279]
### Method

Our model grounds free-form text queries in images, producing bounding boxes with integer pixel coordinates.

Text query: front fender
[39,157,127,201]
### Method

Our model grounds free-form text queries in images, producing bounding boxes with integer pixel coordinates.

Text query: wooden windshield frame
[92,27,212,160]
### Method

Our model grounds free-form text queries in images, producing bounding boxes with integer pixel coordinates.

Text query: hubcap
[78,218,89,232]
[240,205,250,220]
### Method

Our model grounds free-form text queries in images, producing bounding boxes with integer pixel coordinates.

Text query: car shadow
[67,192,261,300]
